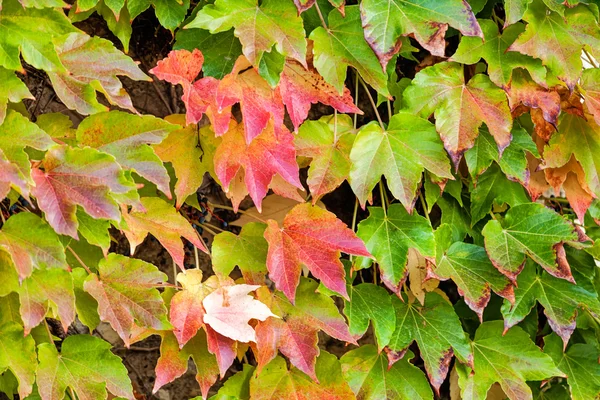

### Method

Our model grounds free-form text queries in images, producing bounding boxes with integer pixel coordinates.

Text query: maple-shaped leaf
[76,111,177,197]
[249,352,355,400]
[0,110,54,199]
[356,204,436,293]
[482,202,578,282]
[0,0,77,72]
[121,197,208,268]
[212,223,268,285]
[0,213,67,281]
[47,33,150,115]
[153,330,219,398]
[581,68,600,126]
[0,68,32,124]
[452,20,546,88]
[501,259,600,347]
[76,209,111,255]
[295,115,356,203]
[0,322,36,399]
[544,113,600,198]
[83,253,171,346]
[31,145,137,238]
[508,0,600,90]
[349,112,453,209]
[405,62,513,165]
[343,283,396,348]
[360,0,481,68]
[310,6,389,95]
[431,224,515,319]
[341,345,433,400]
[169,270,219,348]
[264,203,370,302]
[255,278,355,380]
[460,321,562,400]
[187,0,307,67]
[387,292,471,394]
[544,333,600,400]
[19,269,75,335]
[37,334,134,400]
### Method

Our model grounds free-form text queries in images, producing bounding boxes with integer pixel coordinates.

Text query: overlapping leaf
[0,69,32,125]
[0,322,36,399]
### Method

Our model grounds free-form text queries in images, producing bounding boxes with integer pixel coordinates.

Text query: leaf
[169,270,219,348]
[203,283,276,343]
[255,278,355,380]
[249,352,355,400]
[544,333,600,400]
[501,260,600,346]
[341,345,433,400]
[387,292,471,393]
[506,69,561,129]
[580,67,600,126]
[47,33,150,115]
[360,0,482,68]
[0,213,67,281]
[0,69,32,124]
[452,20,546,88]
[543,113,600,198]
[212,222,268,284]
[508,0,600,90]
[293,0,344,14]
[460,321,562,400]
[187,0,307,67]
[504,0,532,27]
[0,0,77,71]
[431,224,515,319]
[264,203,370,302]
[76,111,177,197]
[405,62,513,165]
[209,364,254,400]
[0,110,54,199]
[0,322,36,399]
[36,334,134,400]
[76,209,111,255]
[206,325,238,378]
[83,253,171,346]
[356,204,436,292]
[71,267,100,331]
[470,163,530,225]
[153,331,219,398]
[482,202,578,282]
[309,6,389,95]
[31,145,137,239]
[121,197,208,268]
[344,283,396,348]
[349,112,453,209]
[19,269,75,335]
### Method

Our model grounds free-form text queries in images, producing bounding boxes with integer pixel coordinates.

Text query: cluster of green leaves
[1,0,600,399]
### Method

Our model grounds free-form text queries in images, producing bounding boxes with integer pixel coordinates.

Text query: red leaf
[263,203,371,302]
[206,325,237,378]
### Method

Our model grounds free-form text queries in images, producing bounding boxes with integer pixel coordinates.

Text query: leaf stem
[314,1,328,30]
[359,77,384,128]
[387,99,393,121]
[212,204,267,223]
[353,73,360,129]
[350,198,359,263]
[419,190,430,223]
[198,223,219,236]
[379,181,387,217]
[67,245,92,275]
[583,48,598,68]
[173,259,179,286]
[194,246,200,270]
[43,319,54,343]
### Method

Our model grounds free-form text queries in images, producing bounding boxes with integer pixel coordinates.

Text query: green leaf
[174,27,242,79]
[504,0,532,26]
[188,0,307,66]
[0,213,67,281]
[470,163,529,225]
[0,322,36,399]
[438,195,476,242]
[544,333,600,400]
[212,222,268,284]
[127,0,190,30]
[0,293,20,326]
[76,111,177,197]
[508,0,600,89]
[309,6,389,96]
[0,68,32,125]
[249,352,355,399]
[501,260,600,346]
[76,209,111,255]
[343,283,395,348]
[98,0,132,53]
[356,204,436,292]
[37,335,134,400]
[83,253,171,346]
[209,364,254,400]
[349,112,452,209]
[388,292,471,393]
[0,252,18,297]
[71,267,100,331]
[482,202,578,282]
[404,61,512,165]
[341,344,433,400]
[452,20,546,88]
[360,0,482,67]
[258,48,285,87]
[460,321,563,400]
